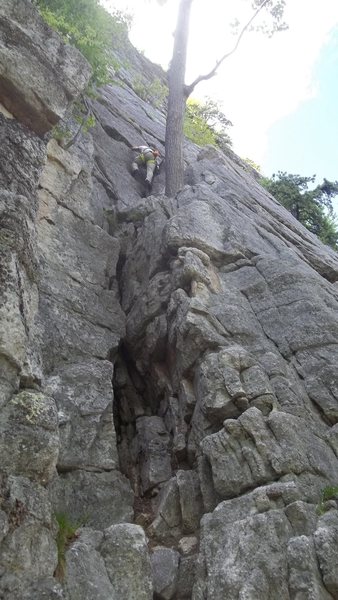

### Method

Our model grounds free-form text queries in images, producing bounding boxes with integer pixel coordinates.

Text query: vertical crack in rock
[15,261,29,338]
[108,151,338,598]
[3,4,338,595]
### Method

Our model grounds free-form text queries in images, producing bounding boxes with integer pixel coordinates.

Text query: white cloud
[103,0,338,162]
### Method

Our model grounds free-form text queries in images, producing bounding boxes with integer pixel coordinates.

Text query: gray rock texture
[2,1,338,598]
[45,359,118,471]
[0,115,45,405]
[50,469,133,531]
[0,476,59,599]
[64,529,114,600]
[151,546,180,600]
[100,524,153,599]
[0,2,132,596]
[0,0,91,134]
[0,390,59,484]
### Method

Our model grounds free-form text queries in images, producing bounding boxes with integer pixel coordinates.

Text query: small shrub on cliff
[243,158,261,173]
[322,485,338,502]
[54,512,87,580]
[316,485,338,515]
[184,98,232,149]
[133,76,168,109]
[32,0,131,85]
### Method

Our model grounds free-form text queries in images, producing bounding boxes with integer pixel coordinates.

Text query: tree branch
[184,0,271,97]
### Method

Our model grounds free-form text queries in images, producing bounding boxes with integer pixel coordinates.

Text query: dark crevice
[100,123,130,145]
[115,248,128,303]
[112,343,147,487]
[15,261,29,337]
[19,375,42,390]
[111,335,192,506]
[56,465,112,474]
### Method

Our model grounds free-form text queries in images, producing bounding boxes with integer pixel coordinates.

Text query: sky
[102,0,338,203]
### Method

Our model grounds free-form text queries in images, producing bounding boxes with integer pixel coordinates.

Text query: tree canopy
[261,171,338,249]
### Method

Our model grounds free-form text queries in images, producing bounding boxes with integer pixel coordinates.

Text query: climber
[131,145,161,193]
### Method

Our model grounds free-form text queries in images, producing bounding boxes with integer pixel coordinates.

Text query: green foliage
[184,100,217,147]
[184,98,232,149]
[261,171,338,249]
[72,98,96,132]
[54,512,87,580]
[316,485,338,515]
[51,123,73,145]
[82,113,96,133]
[243,158,261,172]
[322,485,338,502]
[251,0,288,36]
[32,0,131,85]
[51,97,96,146]
[316,504,326,516]
[133,76,168,108]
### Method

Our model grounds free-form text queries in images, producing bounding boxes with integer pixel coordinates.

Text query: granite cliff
[1,1,338,599]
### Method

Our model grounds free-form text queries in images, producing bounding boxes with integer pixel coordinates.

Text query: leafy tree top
[261,171,338,249]
[184,98,232,148]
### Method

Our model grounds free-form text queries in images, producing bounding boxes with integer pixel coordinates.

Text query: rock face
[2,1,338,598]
[0,0,91,134]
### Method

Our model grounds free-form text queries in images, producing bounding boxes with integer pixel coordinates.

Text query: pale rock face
[49,470,134,531]
[2,1,338,597]
[64,531,114,600]
[314,511,338,597]
[0,115,45,404]
[0,3,131,596]
[0,476,59,600]
[45,359,118,472]
[0,0,91,134]
[136,416,172,493]
[200,406,338,501]
[0,102,13,119]
[100,524,153,599]
[151,546,180,600]
[0,391,59,484]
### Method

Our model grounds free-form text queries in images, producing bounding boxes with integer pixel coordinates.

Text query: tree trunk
[164,0,285,197]
[165,0,193,197]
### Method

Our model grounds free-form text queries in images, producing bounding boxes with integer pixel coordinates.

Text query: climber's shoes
[145,179,152,193]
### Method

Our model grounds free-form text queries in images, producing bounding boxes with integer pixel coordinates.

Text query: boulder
[65,530,114,600]
[49,470,134,531]
[100,523,153,599]
[45,359,118,471]
[151,546,180,600]
[0,391,59,484]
